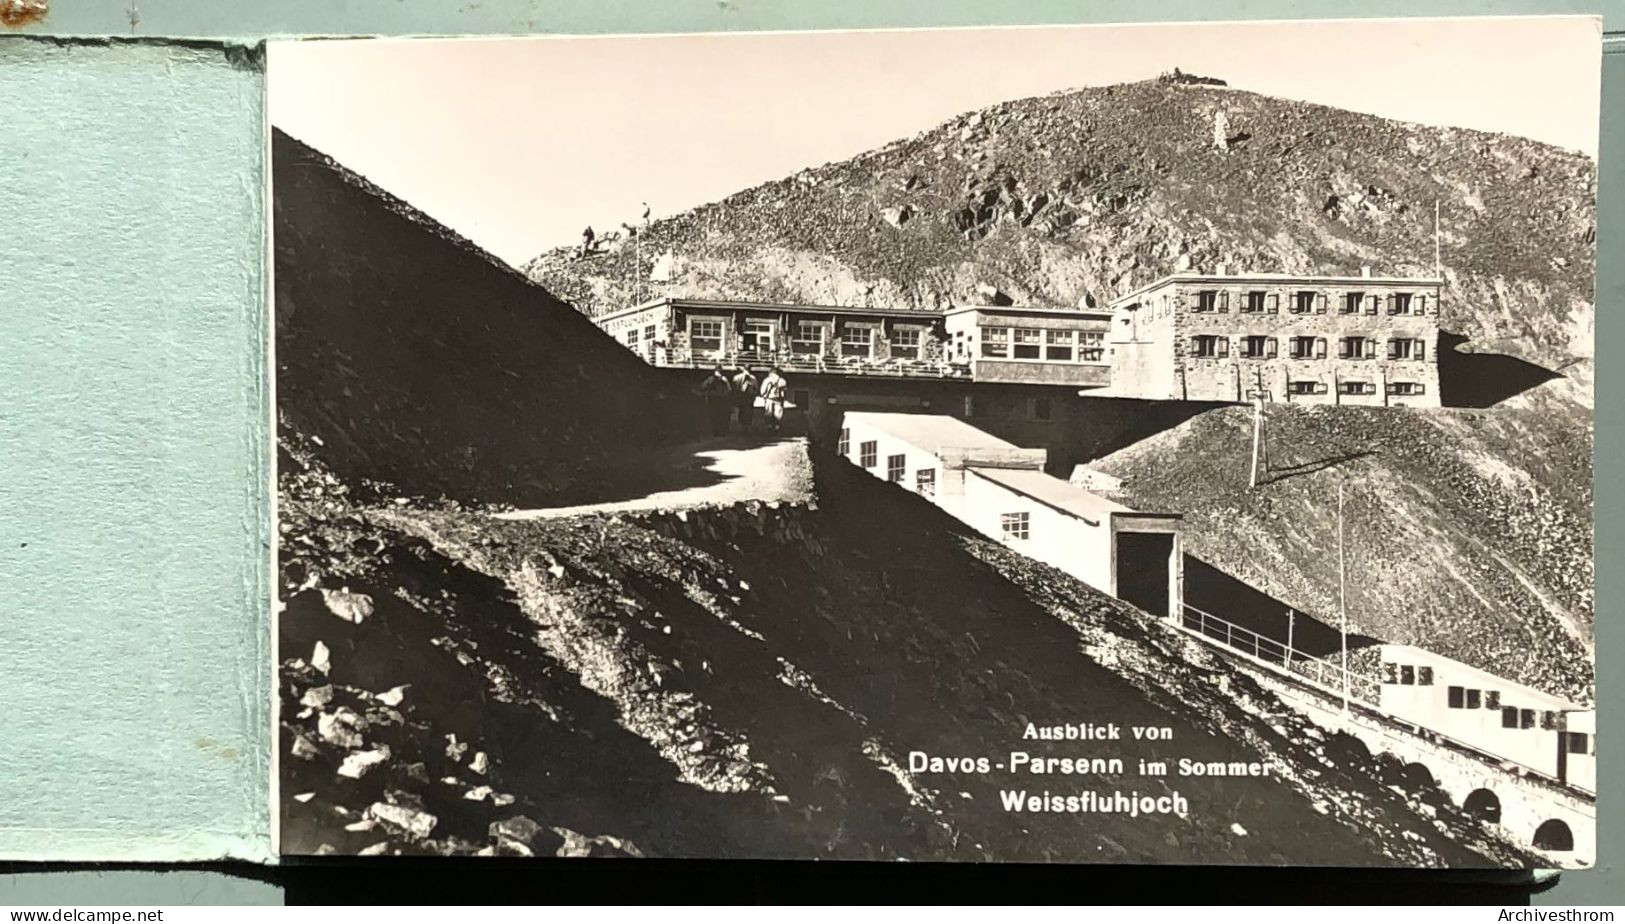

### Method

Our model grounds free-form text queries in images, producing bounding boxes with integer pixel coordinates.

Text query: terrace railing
[1176,603,1379,706]
[636,345,973,380]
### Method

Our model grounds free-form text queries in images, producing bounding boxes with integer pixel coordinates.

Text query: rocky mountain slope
[1093,404,1593,703]
[523,74,1595,391]
[280,435,1534,866]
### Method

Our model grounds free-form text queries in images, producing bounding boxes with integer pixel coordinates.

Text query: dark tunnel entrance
[1462,788,1502,824]
[1116,532,1174,618]
[1533,819,1575,852]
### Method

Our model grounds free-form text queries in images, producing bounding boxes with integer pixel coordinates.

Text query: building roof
[595,296,946,325]
[843,412,1019,453]
[942,304,1112,321]
[596,296,1110,326]
[968,466,1179,527]
[1109,271,1446,307]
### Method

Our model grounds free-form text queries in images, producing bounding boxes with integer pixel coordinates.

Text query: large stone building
[1106,270,1443,406]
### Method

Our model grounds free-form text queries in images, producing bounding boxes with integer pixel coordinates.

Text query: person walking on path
[731,367,760,432]
[696,366,733,437]
[759,366,790,432]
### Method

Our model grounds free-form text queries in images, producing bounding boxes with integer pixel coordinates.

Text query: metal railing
[634,345,973,379]
[1176,603,1379,706]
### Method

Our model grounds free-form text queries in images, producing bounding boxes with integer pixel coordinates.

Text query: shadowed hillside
[279,436,1534,867]
[1092,404,1593,703]
[524,76,1594,398]
[273,130,699,507]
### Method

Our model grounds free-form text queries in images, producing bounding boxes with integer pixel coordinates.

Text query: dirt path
[494,435,815,520]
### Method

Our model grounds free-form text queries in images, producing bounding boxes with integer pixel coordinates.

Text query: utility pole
[1249,366,1268,488]
[1433,200,1442,280]
[1338,481,1349,716]
[1285,608,1295,667]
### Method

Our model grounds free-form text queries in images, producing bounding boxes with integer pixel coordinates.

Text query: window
[1000,512,1030,541]
[1502,707,1519,729]
[1338,381,1375,396]
[624,330,639,346]
[838,428,850,457]
[887,454,906,483]
[1191,335,1228,358]
[1390,293,1414,315]
[792,321,825,354]
[1418,666,1434,686]
[981,327,1010,358]
[1400,665,1415,685]
[1013,328,1042,359]
[859,440,877,469]
[1447,686,1465,708]
[1389,338,1426,361]
[742,319,776,354]
[1288,381,1326,396]
[689,318,724,353]
[643,324,657,343]
[1388,382,1426,396]
[1031,397,1052,421]
[1045,330,1074,361]
[1195,290,1218,312]
[1521,709,1537,730]
[916,468,936,497]
[1240,335,1276,359]
[1567,732,1590,755]
[1342,292,1364,314]
[891,328,922,360]
[1542,711,1560,731]
[1339,336,1375,359]
[1293,291,1317,314]
[1485,690,1500,709]
[1079,332,1104,362]
[1243,291,1266,313]
[840,326,874,358]
[1288,336,1327,360]
[1382,662,1398,684]
[1465,689,1482,709]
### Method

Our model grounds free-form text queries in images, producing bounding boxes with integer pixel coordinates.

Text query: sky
[268,17,1602,266]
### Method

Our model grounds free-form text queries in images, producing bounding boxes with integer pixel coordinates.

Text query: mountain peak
[525,83,1594,378]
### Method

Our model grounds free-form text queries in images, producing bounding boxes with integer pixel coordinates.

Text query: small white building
[839,412,1183,617]
[1379,644,1594,792]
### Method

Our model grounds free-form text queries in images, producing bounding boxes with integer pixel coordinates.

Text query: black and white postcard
[269,18,1600,866]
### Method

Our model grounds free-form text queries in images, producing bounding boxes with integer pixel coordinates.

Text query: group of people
[697,365,790,437]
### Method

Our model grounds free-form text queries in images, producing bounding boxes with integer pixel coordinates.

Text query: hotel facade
[1105,271,1444,407]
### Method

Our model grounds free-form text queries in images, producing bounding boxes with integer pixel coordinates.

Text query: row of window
[1187,290,1427,316]
[621,323,660,347]
[1384,665,1594,749]
[1285,381,1427,397]
[1190,335,1427,360]
[969,327,1106,363]
[839,428,939,497]
[688,319,929,360]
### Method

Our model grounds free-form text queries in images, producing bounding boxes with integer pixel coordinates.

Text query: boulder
[368,801,438,841]
[300,684,335,710]
[317,708,366,748]
[322,587,374,624]
[337,745,391,780]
